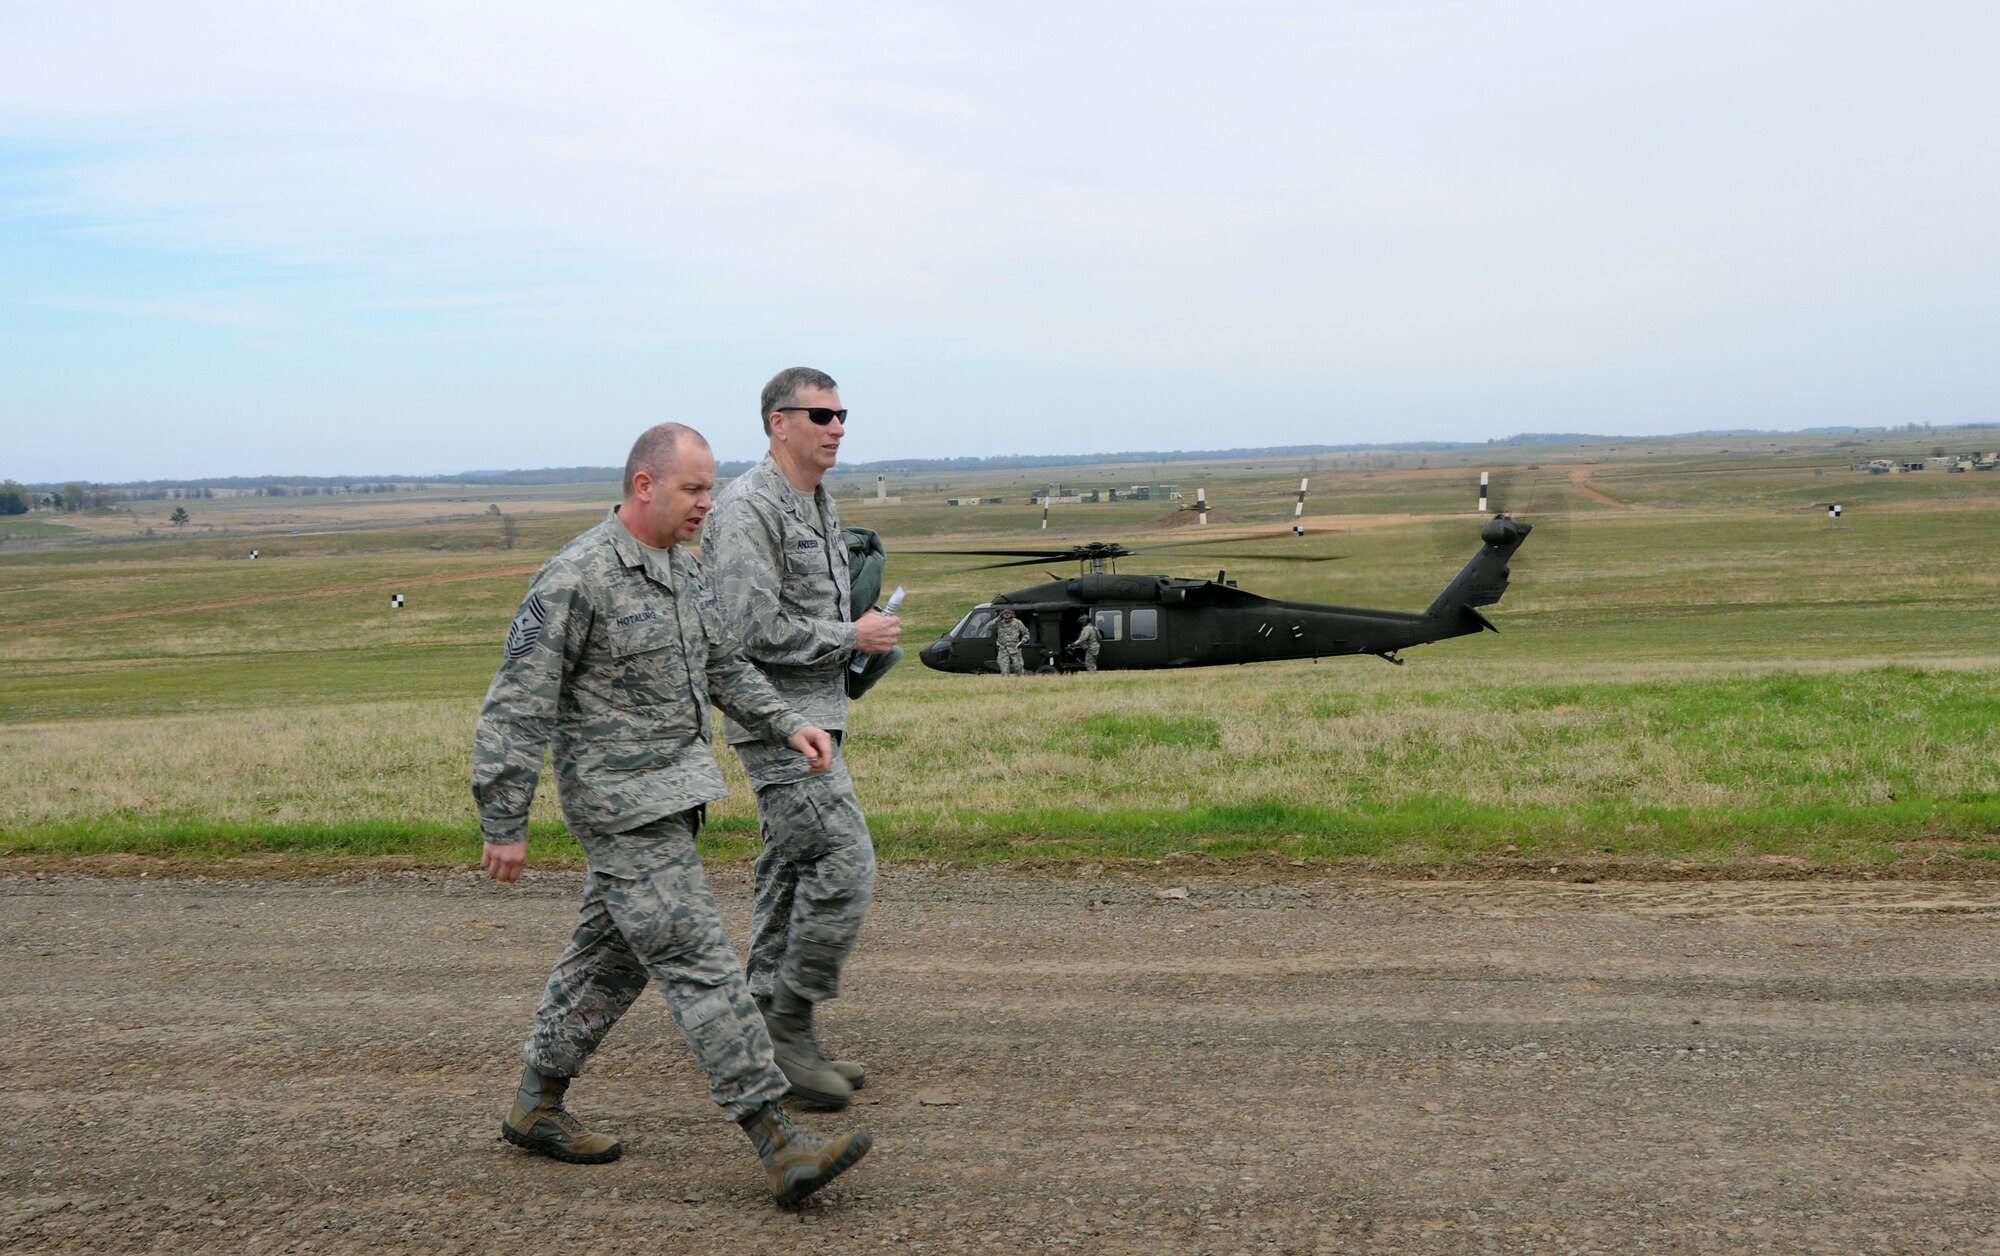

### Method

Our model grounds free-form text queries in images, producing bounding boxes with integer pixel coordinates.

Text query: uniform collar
[759,454,829,531]
[605,507,678,591]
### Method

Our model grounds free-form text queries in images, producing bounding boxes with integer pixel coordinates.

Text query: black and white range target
[1196,486,1208,525]
[390,594,405,609]
[1293,478,1309,536]
[248,549,259,560]
[1828,504,1842,519]
[1478,471,1489,514]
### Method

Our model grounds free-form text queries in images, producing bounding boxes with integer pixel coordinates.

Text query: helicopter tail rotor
[1423,516,1533,627]
[1428,464,1573,568]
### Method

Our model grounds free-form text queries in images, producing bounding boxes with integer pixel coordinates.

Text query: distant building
[849,473,903,507]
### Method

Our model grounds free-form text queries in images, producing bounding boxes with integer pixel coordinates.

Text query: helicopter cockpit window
[1092,609,1123,641]
[953,608,998,639]
[1130,608,1159,641]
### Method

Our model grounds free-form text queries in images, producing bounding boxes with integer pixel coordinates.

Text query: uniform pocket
[679,983,736,1030]
[753,771,847,862]
[672,983,763,1077]
[783,548,832,580]
[591,835,721,962]
[607,610,678,657]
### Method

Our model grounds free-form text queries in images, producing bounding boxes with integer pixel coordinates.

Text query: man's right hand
[854,608,902,655]
[483,840,526,883]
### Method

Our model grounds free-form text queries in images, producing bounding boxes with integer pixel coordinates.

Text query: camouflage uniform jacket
[996,618,1030,651]
[473,508,808,845]
[702,455,855,742]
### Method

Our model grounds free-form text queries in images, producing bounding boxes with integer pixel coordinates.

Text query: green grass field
[5,434,1998,871]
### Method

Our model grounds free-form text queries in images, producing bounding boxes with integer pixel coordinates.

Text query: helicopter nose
[919,638,952,670]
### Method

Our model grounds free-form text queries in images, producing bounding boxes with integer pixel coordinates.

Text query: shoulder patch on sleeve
[505,592,549,659]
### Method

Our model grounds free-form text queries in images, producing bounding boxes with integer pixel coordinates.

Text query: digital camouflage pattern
[472,507,807,845]
[1072,618,1102,673]
[996,615,1029,675]
[521,810,788,1119]
[732,740,877,1002]
[704,455,877,1009]
[702,455,856,739]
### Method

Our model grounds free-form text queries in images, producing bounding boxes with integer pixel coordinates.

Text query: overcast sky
[3,1,1995,482]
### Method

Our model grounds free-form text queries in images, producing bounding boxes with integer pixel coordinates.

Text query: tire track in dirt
[1568,465,1629,507]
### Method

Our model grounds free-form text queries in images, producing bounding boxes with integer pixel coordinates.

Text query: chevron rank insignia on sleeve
[505,593,548,659]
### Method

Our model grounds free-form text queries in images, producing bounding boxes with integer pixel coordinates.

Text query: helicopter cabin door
[1121,606,1163,667]
[1085,606,1145,669]
[1029,612,1064,672]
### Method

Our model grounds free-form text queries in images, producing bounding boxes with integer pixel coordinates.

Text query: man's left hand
[790,725,834,772]
[483,840,527,883]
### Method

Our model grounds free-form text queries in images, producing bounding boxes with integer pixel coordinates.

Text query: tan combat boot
[761,986,856,1109]
[758,989,867,1094]
[739,1101,872,1207]
[500,1066,622,1164]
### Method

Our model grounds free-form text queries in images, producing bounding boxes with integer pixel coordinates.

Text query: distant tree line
[78,474,434,492]
[112,486,217,501]
[7,479,428,507]
[450,464,754,484]
[23,420,1999,500]
[252,483,418,496]
[29,483,120,512]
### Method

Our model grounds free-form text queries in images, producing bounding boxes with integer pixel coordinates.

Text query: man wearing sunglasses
[701,367,900,1111]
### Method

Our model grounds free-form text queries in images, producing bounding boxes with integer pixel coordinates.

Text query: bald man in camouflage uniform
[474,422,871,1207]
[702,367,900,1112]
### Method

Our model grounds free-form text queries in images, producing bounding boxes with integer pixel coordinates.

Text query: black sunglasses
[772,406,848,426]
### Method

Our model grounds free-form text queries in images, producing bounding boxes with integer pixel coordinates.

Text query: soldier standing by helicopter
[1070,615,1102,674]
[994,608,1029,675]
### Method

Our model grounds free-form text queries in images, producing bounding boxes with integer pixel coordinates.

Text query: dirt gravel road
[3,867,1997,1254]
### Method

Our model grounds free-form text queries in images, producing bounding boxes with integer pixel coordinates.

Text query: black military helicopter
[916,516,1532,674]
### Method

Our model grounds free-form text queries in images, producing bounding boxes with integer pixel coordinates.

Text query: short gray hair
[759,366,838,435]
[623,422,709,497]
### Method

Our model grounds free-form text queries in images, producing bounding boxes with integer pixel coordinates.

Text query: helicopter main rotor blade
[1127,529,1331,553]
[932,555,1084,574]
[903,547,1107,559]
[928,550,1341,575]
[1128,551,1344,563]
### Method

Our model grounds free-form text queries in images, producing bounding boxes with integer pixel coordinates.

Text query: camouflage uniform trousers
[735,739,877,1005]
[1079,645,1099,674]
[997,645,1025,676]
[520,810,788,1121]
